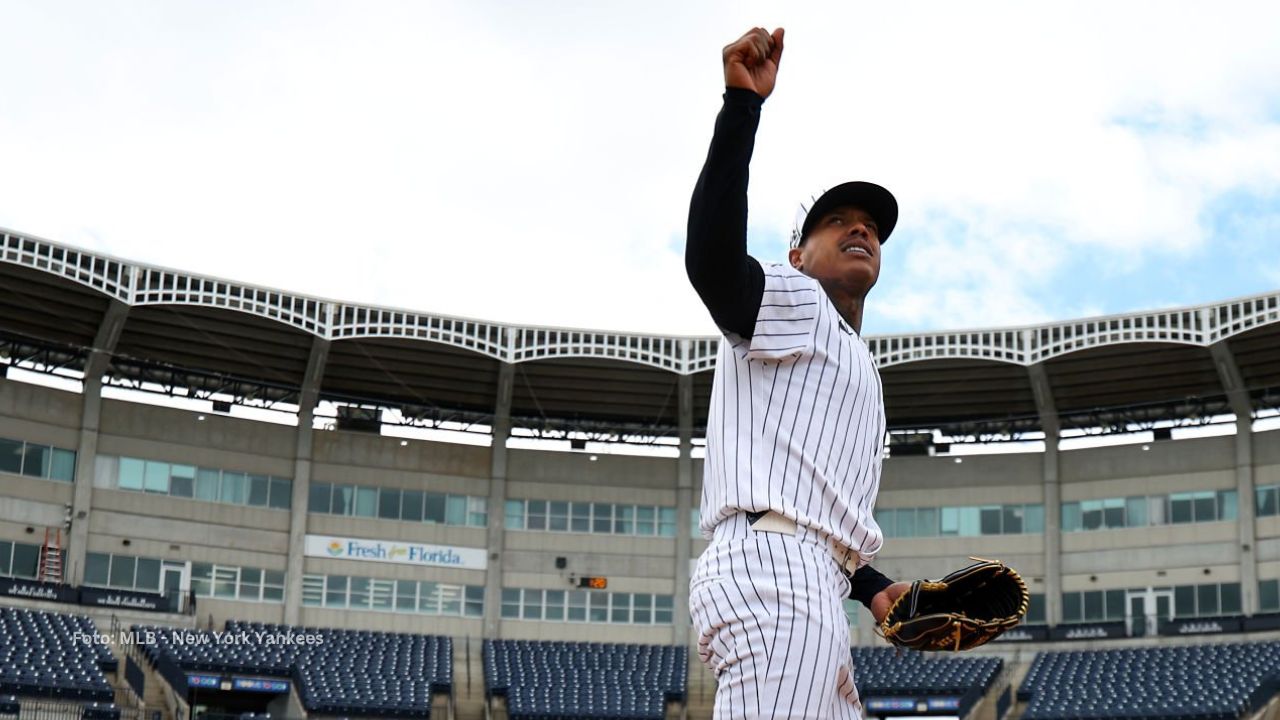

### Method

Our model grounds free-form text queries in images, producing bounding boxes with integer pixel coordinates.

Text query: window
[396,579,417,612]
[21,444,49,478]
[302,575,323,607]
[465,586,484,617]
[239,567,263,601]
[1258,487,1280,518]
[1061,502,1082,532]
[310,482,333,514]
[445,495,467,525]
[523,589,543,620]
[50,449,76,482]
[191,563,213,597]
[1221,583,1242,615]
[402,490,425,522]
[593,504,613,534]
[170,465,195,498]
[527,500,547,531]
[548,502,569,532]
[571,503,591,533]
[0,438,23,474]
[379,489,402,520]
[659,508,678,537]
[109,556,137,589]
[1169,494,1194,524]
[84,552,110,586]
[1260,580,1280,613]
[221,472,247,505]
[136,558,161,592]
[119,458,145,490]
[634,506,655,535]
[325,575,349,607]
[545,590,566,621]
[0,435,74,481]
[248,475,271,507]
[100,456,294,507]
[424,493,447,523]
[1174,585,1196,618]
[1025,594,1046,625]
[505,500,524,530]
[1218,491,1238,521]
[263,570,285,602]
[355,487,378,517]
[10,544,38,579]
[468,496,489,526]
[1125,496,1147,527]
[142,461,169,494]
[269,478,292,509]
[304,574,479,617]
[917,507,939,536]
[187,563,283,603]
[501,589,521,619]
[195,468,220,501]
[589,593,609,622]
[611,593,631,623]
[898,508,917,537]
[567,591,587,622]
[1062,592,1082,623]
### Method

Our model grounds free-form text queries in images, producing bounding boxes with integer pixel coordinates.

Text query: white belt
[748,510,861,576]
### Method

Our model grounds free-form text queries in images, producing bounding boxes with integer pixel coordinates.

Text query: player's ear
[788,247,804,271]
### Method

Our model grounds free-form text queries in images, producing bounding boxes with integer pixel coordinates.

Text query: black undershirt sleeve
[848,563,895,608]
[686,88,896,607]
[685,88,766,339]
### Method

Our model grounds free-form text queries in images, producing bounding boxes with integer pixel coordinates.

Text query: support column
[673,371,695,644]
[1211,341,1258,615]
[283,337,329,625]
[67,300,129,586]
[1029,362,1062,626]
[483,360,515,638]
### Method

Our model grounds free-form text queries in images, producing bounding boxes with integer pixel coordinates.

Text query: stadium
[1,224,1279,720]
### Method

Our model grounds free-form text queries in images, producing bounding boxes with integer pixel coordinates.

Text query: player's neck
[820,283,867,334]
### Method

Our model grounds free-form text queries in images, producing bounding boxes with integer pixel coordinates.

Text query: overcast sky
[2,1,1278,337]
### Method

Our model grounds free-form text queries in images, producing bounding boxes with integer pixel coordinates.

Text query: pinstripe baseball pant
[690,513,862,719]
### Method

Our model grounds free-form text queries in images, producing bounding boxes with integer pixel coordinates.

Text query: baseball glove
[878,558,1028,652]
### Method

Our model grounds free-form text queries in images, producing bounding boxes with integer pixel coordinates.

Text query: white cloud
[0,0,1277,336]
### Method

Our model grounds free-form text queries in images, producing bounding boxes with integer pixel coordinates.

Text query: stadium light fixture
[196,415,206,421]
[400,440,409,447]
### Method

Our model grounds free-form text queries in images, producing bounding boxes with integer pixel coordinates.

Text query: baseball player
[686,27,910,719]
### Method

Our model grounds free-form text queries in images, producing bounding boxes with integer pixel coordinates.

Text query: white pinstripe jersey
[699,262,886,569]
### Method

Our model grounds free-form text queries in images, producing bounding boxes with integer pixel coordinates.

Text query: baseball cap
[790,181,898,248]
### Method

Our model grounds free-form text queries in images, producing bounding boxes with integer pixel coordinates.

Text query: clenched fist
[723,27,785,99]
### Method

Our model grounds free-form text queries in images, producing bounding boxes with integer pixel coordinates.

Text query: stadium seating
[134,621,451,719]
[1019,642,1280,720]
[484,640,687,720]
[0,608,114,703]
[851,647,1003,696]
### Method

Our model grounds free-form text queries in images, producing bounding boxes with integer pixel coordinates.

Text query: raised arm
[685,28,784,339]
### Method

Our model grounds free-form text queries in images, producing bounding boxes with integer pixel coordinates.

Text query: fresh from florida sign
[304,534,487,570]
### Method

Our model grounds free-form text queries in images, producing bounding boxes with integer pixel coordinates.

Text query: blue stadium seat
[483,639,687,720]
[0,608,115,703]
[851,647,1002,696]
[1019,641,1280,720]
[133,621,450,719]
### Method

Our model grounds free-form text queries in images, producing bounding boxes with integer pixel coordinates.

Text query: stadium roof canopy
[2,228,1278,442]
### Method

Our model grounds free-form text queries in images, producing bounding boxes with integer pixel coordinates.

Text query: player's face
[789,205,881,292]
